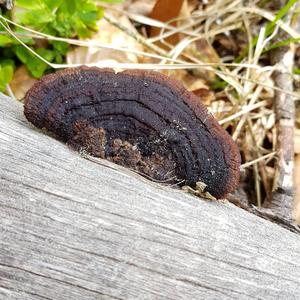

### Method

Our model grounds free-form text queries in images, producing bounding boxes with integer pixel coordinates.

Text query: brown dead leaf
[162,69,208,93]
[188,40,219,82]
[181,71,208,91]
[194,39,220,64]
[10,66,37,100]
[67,14,143,66]
[149,0,184,45]
[192,88,214,101]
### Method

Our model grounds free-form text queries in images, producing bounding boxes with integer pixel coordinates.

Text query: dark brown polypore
[24,66,240,198]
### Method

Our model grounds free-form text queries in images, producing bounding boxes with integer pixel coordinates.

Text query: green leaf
[79,10,99,26]
[13,0,106,39]
[0,0,113,78]
[15,0,44,9]
[210,79,228,91]
[14,28,34,44]
[30,48,55,78]
[36,48,56,61]
[0,64,13,91]
[264,37,300,53]
[50,40,69,55]
[63,0,78,15]
[43,0,63,11]
[0,58,15,68]
[293,67,300,75]
[14,45,29,63]
[74,18,90,38]
[15,7,55,25]
[0,34,12,46]
[14,46,55,78]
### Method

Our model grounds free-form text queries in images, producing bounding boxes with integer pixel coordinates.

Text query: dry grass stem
[241,152,277,169]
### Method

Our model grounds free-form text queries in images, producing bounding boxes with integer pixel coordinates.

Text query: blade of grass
[264,37,300,52]
[236,0,298,62]
[294,67,300,75]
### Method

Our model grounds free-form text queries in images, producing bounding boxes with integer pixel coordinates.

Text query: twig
[240,152,277,169]
[265,0,299,221]
[5,84,16,100]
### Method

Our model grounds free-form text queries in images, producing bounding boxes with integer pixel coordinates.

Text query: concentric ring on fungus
[24,66,240,198]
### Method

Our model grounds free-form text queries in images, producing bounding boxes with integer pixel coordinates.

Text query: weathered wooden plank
[1,93,300,300]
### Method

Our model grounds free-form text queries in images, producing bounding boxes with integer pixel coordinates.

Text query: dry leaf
[67,14,143,66]
[126,0,155,15]
[149,0,184,45]
[188,40,219,82]
[181,71,208,91]
[10,66,37,100]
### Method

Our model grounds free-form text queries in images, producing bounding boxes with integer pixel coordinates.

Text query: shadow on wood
[1,93,300,299]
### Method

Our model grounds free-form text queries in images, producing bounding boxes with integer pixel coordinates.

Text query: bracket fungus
[24,66,240,198]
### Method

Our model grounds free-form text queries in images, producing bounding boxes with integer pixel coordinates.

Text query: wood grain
[1,93,300,300]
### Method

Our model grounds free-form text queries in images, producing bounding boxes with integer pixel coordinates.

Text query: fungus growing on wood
[24,66,240,198]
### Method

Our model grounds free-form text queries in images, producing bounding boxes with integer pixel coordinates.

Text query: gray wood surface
[1,93,300,300]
